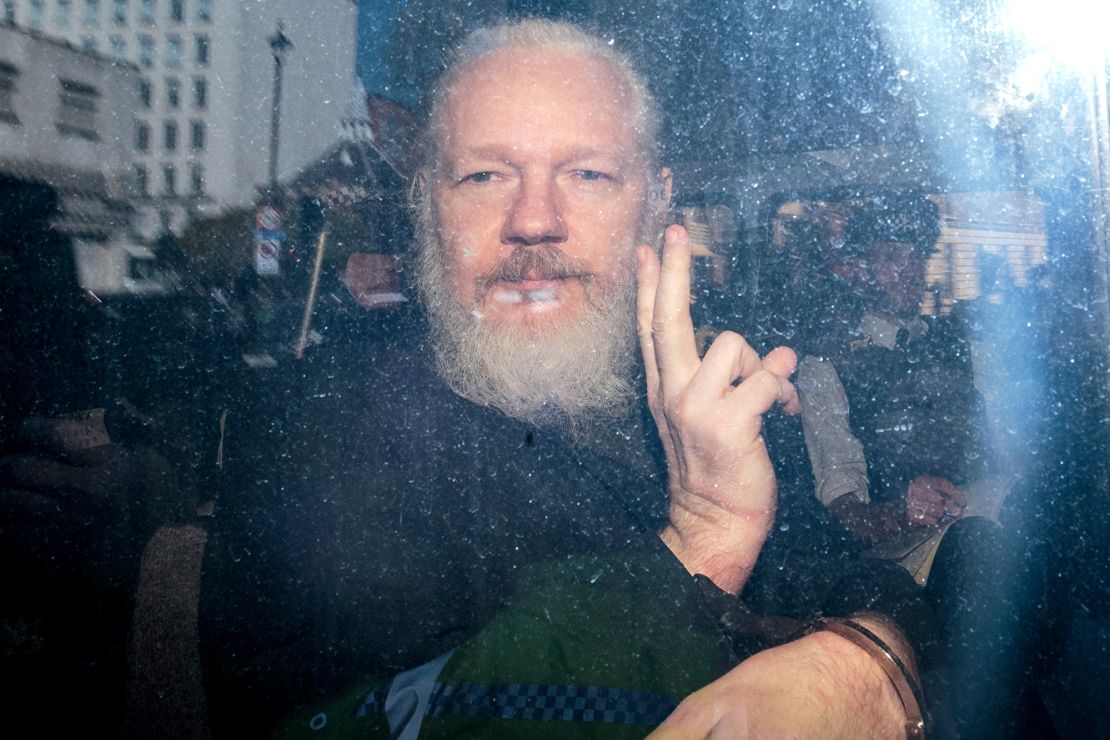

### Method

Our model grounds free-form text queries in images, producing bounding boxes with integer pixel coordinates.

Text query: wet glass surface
[2,1,1109,736]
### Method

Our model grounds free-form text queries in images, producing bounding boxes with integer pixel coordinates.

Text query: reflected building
[5,0,357,241]
[0,23,150,294]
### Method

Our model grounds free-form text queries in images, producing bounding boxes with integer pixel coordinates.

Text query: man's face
[865,241,926,319]
[431,47,652,336]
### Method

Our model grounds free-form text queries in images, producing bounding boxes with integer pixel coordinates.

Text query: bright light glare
[1004,0,1110,70]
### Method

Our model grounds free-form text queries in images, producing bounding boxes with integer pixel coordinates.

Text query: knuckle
[714,330,753,359]
[712,329,742,349]
[751,368,780,394]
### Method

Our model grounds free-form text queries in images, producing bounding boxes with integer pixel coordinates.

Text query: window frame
[166,77,180,108]
[162,163,176,197]
[138,35,154,68]
[192,76,207,109]
[195,33,209,66]
[56,77,100,140]
[0,61,20,126]
[84,0,100,26]
[189,119,204,150]
[163,119,178,151]
[135,120,150,151]
[166,34,183,67]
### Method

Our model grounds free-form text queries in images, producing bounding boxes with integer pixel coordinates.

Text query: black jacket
[199,327,932,737]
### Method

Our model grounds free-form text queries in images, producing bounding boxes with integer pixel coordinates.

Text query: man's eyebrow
[558,147,634,167]
[451,145,634,166]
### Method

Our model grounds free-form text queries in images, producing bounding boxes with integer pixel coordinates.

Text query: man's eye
[575,170,612,182]
[460,171,496,184]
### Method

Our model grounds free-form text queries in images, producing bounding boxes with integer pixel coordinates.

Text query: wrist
[877,501,909,533]
[661,494,774,594]
[803,613,927,738]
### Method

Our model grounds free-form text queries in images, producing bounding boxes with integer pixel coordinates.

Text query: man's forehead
[437,47,640,161]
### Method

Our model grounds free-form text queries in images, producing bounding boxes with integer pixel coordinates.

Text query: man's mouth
[490,278,562,305]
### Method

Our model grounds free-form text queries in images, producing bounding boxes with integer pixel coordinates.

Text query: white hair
[420,18,662,179]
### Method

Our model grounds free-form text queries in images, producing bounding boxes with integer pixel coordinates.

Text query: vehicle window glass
[2,2,1107,737]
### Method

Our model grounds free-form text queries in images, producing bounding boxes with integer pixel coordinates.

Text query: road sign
[255,204,283,231]
[254,203,284,275]
[254,238,281,275]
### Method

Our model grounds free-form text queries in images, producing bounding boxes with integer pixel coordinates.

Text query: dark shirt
[198,328,932,738]
[821,315,990,502]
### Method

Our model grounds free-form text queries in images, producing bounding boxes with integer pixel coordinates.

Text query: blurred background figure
[792,194,991,545]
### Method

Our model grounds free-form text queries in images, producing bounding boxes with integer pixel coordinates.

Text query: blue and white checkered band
[357,681,679,726]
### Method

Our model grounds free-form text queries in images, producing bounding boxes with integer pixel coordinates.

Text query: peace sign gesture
[636,225,800,594]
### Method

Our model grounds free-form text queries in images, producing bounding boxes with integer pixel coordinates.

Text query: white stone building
[4,0,358,239]
[0,23,159,293]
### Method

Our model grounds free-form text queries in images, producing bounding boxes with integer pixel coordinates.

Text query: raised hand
[636,225,799,594]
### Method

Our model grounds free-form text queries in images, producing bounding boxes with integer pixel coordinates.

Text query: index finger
[649,225,702,396]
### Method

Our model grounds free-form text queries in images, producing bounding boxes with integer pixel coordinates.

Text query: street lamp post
[254,21,292,278]
[268,20,293,190]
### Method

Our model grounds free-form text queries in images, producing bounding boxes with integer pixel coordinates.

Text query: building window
[113,0,126,24]
[29,0,43,29]
[136,164,148,197]
[196,0,209,22]
[170,0,182,22]
[138,78,151,107]
[195,34,209,65]
[0,62,19,125]
[129,253,157,281]
[141,0,154,25]
[166,77,180,107]
[162,164,176,196]
[166,34,183,66]
[110,35,125,62]
[190,163,204,196]
[56,78,99,140]
[164,119,177,151]
[4,1,15,26]
[135,120,149,151]
[192,76,206,108]
[190,119,204,150]
[138,35,153,67]
[82,36,98,54]
[84,0,99,26]
[57,0,72,27]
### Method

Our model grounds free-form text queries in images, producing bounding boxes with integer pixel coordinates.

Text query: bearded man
[200,19,933,739]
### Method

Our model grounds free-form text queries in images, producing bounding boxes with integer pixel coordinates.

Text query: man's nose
[502,176,567,246]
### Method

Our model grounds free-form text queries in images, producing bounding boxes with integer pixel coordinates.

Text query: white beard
[414,204,641,432]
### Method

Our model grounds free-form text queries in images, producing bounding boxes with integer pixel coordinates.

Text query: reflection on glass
[2,2,1108,737]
